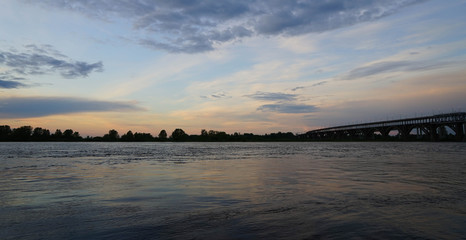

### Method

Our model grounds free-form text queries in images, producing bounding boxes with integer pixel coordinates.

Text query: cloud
[344,60,454,80]
[26,0,426,53]
[291,86,305,91]
[258,103,318,114]
[246,91,318,114]
[291,81,327,91]
[0,45,103,79]
[0,79,26,89]
[200,91,231,100]
[0,73,27,89]
[245,91,297,101]
[312,81,328,87]
[0,44,103,89]
[140,38,215,54]
[0,97,144,118]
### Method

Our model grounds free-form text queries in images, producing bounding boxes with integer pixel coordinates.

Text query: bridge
[302,112,466,141]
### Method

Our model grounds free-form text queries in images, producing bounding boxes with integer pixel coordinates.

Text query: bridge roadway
[302,112,466,141]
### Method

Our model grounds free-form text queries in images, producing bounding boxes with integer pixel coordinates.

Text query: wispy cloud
[258,103,318,114]
[343,60,455,80]
[26,0,426,53]
[312,81,328,87]
[245,91,319,114]
[0,97,143,118]
[245,91,297,101]
[200,91,231,100]
[291,86,304,92]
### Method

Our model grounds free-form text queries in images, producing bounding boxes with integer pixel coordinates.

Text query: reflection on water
[1,142,465,239]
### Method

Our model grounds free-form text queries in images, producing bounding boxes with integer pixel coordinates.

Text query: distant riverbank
[2,125,463,142]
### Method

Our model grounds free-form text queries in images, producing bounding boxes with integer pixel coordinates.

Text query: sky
[1,0,465,136]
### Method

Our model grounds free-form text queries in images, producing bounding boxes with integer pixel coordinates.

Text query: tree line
[0,125,82,141]
[0,125,300,142]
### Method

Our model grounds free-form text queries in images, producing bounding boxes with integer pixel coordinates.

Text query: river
[1,142,465,239]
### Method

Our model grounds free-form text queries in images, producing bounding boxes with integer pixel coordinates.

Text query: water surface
[1,142,465,239]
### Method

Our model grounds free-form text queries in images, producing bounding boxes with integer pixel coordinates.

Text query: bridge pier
[379,128,391,140]
[428,125,439,141]
[420,127,430,140]
[399,126,412,141]
[360,128,372,140]
[419,126,430,140]
[347,130,357,141]
[335,131,345,140]
[416,127,422,139]
[454,123,465,141]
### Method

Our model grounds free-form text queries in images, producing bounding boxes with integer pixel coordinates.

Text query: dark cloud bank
[0,97,143,118]
[27,0,426,53]
[0,44,103,89]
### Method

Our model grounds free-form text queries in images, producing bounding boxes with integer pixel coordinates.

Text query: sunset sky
[1,0,465,136]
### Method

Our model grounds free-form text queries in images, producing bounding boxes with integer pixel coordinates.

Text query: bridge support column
[335,131,345,140]
[362,129,374,140]
[379,128,390,140]
[416,127,422,139]
[454,123,465,141]
[399,126,412,141]
[419,127,430,140]
[429,125,439,141]
[347,130,357,140]
[326,132,334,140]
[316,133,323,140]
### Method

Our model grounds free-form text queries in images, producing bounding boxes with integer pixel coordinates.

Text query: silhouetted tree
[201,129,208,137]
[53,129,63,140]
[121,130,134,141]
[72,132,82,140]
[206,130,229,141]
[33,127,44,138]
[91,136,103,141]
[63,129,74,140]
[12,126,33,141]
[158,130,167,140]
[267,131,296,141]
[198,129,209,141]
[242,133,259,141]
[0,125,12,141]
[32,127,51,141]
[230,132,241,141]
[103,129,119,141]
[134,132,154,141]
[171,128,188,141]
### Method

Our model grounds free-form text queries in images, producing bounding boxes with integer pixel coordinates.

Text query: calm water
[1,142,465,239]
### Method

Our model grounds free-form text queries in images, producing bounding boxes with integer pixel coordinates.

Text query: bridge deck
[304,112,466,141]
